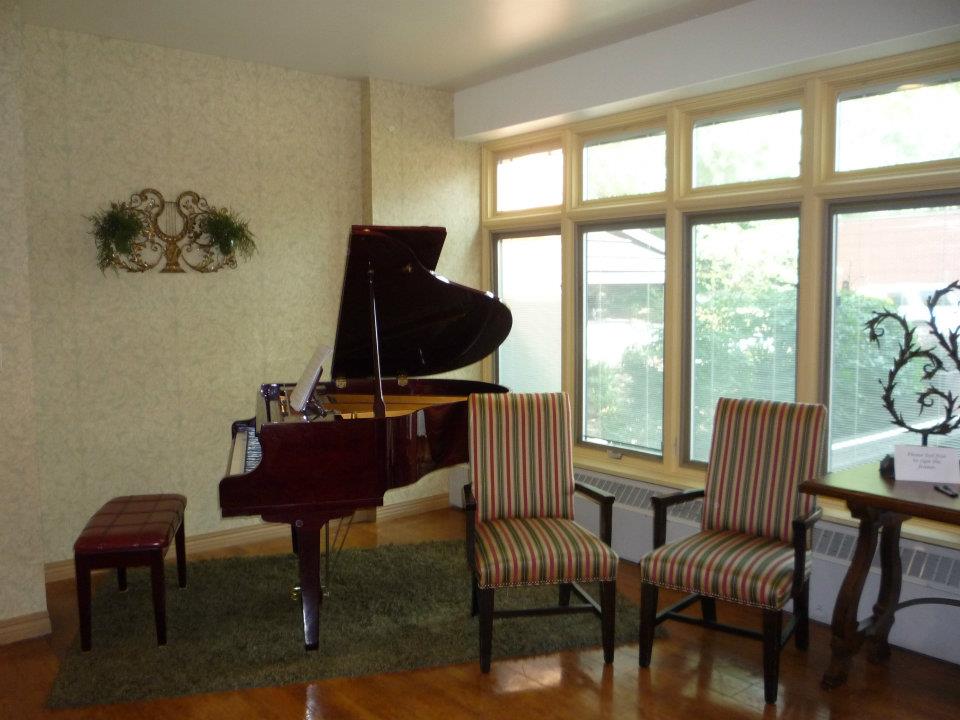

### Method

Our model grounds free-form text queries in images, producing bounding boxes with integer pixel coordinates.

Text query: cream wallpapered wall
[22,26,363,562]
[363,78,482,506]
[0,0,48,620]
[16,27,483,571]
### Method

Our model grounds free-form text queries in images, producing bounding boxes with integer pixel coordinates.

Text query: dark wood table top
[800,463,960,526]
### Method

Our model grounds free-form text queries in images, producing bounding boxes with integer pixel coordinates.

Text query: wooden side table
[800,464,960,689]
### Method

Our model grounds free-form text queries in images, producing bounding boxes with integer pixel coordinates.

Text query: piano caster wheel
[291,585,301,601]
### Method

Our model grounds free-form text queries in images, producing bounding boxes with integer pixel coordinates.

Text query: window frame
[484,137,565,221]
[681,205,803,467]
[575,121,669,208]
[821,191,960,471]
[479,44,960,536]
[818,48,960,188]
[491,226,564,389]
[576,217,668,460]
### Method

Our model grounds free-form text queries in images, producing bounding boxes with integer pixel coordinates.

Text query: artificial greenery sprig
[200,208,257,260]
[88,203,145,272]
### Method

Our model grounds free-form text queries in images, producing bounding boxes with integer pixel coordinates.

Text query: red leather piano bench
[73,494,187,651]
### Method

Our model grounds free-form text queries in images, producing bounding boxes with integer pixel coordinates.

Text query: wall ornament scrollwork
[89,188,256,274]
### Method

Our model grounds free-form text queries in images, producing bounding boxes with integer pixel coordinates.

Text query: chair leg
[600,581,616,664]
[150,551,167,646]
[700,595,717,624]
[638,582,658,667]
[117,567,128,592]
[470,577,479,617]
[175,518,187,589]
[75,556,93,652]
[762,609,782,704]
[559,582,573,607]
[794,580,809,650]
[478,587,494,673]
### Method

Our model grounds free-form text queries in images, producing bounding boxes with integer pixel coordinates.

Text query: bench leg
[150,552,167,646]
[75,556,93,651]
[175,519,187,588]
[117,567,127,591]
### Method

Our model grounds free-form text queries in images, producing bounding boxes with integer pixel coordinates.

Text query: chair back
[469,392,575,523]
[702,397,826,543]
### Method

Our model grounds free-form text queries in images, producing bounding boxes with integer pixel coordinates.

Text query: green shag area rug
[49,540,639,708]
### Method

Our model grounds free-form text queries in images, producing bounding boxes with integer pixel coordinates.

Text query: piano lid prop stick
[367,263,386,419]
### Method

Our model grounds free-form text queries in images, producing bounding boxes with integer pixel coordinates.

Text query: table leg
[822,504,881,689]
[868,516,904,663]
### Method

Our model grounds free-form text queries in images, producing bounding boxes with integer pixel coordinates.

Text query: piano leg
[295,524,323,651]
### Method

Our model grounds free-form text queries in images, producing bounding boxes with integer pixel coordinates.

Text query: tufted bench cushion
[74,493,187,651]
[74,494,186,554]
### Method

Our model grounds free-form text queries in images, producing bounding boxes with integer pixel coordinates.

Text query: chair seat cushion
[475,517,618,589]
[74,494,186,554]
[638,529,810,609]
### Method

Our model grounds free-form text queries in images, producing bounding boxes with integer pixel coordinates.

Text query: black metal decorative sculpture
[865,281,960,464]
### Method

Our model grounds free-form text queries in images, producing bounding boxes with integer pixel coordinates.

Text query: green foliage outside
[689,226,797,460]
[584,284,664,453]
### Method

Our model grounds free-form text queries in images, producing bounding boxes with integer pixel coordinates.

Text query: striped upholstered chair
[465,392,619,672]
[638,397,827,704]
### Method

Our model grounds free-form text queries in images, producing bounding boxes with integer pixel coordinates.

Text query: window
[496,233,562,392]
[483,45,960,504]
[692,107,802,187]
[581,223,665,454]
[495,147,563,212]
[688,214,799,461]
[836,76,960,172]
[829,200,960,470]
[583,130,666,200]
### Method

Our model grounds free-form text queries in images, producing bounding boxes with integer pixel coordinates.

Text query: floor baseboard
[0,610,51,645]
[377,492,451,521]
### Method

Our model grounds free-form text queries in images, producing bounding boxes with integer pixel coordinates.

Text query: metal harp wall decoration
[106,189,252,273]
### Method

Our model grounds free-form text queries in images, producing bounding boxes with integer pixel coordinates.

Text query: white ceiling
[21,0,751,90]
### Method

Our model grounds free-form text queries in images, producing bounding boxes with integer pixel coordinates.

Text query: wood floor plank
[1,508,957,719]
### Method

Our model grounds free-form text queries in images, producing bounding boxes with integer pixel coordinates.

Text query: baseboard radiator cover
[573,466,960,666]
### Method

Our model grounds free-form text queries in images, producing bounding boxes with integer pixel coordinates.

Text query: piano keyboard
[244,429,262,472]
[227,427,262,476]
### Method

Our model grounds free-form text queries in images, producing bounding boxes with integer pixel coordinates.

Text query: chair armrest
[650,489,704,549]
[792,507,822,594]
[464,483,477,572]
[575,481,615,546]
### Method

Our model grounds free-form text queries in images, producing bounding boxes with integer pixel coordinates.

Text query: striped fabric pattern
[702,397,827,543]
[475,516,618,589]
[638,529,810,609]
[469,393,575,523]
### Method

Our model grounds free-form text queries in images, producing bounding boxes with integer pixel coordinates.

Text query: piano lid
[330,225,512,382]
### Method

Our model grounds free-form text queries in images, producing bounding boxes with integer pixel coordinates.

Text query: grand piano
[220,225,511,650]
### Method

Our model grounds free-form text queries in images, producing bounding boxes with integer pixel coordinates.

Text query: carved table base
[822,503,904,689]
[801,464,960,691]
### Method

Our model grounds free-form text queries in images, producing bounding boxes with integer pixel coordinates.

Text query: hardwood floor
[2,507,958,719]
